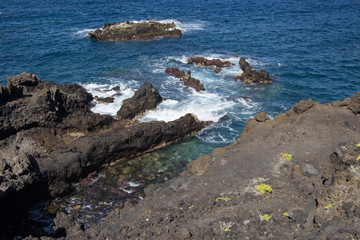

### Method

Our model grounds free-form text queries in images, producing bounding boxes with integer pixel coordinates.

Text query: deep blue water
[1,0,360,233]
[1,0,360,148]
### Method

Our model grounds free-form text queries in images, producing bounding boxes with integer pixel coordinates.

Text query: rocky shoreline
[0,73,209,239]
[22,92,360,239]
[2,74,360,239]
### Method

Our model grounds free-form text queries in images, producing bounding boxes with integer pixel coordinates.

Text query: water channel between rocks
[24,135,220,235]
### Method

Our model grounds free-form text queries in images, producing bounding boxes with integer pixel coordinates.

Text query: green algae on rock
[87,21,182,41]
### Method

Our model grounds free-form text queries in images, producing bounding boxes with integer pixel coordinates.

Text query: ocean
[1,0,360,234]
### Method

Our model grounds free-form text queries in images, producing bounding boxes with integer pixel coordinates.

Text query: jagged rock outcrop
[0,73,95,140]
[165,67,205,92]
[188,57,233,73]
[0,73,208,198]
[87,21,181,42]
[116,83,163,120]
[0,73,210,238]
[236,57,272,83]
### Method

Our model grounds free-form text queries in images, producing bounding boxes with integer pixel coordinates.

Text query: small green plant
[283,212,289,217]
[261,214,271,221]
[355,143,360,148]
[325,203,336,210]
[257,184,272,194]
[257,209,272,222]
[281,153,293,161]
[357,155,360,161]
[188,205,194,209]
[216,197,231,202]
[224,228,231,232]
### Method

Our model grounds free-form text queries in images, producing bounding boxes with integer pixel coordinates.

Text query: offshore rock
[0,73,209,238]
[187,57,233,73]
[236,57,272,84]
[187,57,233,68]
[117,83,163,120]
[165,67,205,92]
[87,21,182,41]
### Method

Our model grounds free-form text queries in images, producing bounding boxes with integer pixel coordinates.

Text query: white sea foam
[140,90,236,122]
[159,19,206,32]
[128,181,141,187]
[130,19,206,33]
[72,28,96,37]
[168,54,238,64]
[140,53,256,124]
[81,82,135,117]
[198,129,238,144]
[120,187,134,194]
[166,54,241,75]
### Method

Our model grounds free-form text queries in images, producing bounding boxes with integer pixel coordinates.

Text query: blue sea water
[1,0,360,233]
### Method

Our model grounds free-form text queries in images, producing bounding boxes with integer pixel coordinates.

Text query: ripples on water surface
[1,0,359,234]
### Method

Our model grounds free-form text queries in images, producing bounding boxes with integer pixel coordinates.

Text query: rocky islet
[87,21,182,41]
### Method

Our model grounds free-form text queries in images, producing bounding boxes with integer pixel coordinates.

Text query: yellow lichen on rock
[280,153,293,161]
[257,184,272,194]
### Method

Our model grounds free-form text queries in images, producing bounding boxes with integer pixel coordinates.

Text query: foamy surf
[196,123,240,144]
[158,19,207,32]
[81,82,135,117]
[140,91,236,122]
[129,19,206,33]
[72,28,96,38]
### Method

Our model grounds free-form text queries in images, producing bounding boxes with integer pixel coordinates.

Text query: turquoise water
[1,0,360,234]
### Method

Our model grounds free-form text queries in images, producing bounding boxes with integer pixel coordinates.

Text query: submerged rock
[165,67,205,92]
[235,57,272,84]
[87,21,182,41]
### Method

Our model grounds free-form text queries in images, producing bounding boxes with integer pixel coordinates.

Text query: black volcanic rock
[165,67,205,92]
[88,21,182,42]
[188,57,234,74]
[0,72,94,140]
[0,73,209,234]
[236,57,272,84]
[188,57,233,68]
[116,83,163,120]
